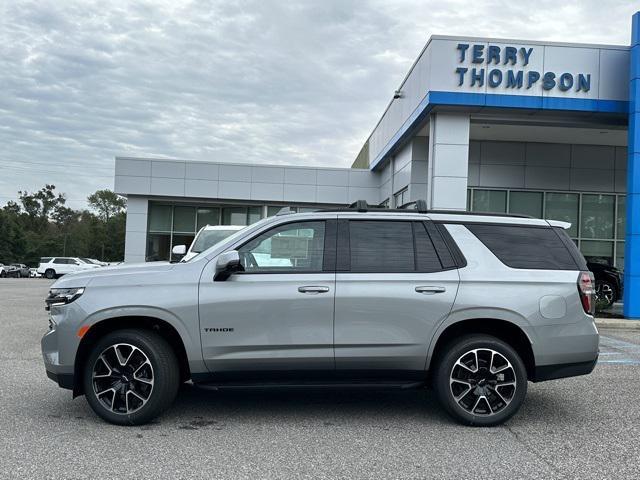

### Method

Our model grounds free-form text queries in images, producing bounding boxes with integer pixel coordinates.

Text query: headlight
[45,287,85,310]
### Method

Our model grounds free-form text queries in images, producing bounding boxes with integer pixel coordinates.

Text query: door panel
[199,273,335,372]
[198,218,337,374]
[334,271,459,371]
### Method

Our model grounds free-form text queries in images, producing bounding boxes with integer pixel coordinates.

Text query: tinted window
[238,221,325,272]
[467,224,579,270]
[349,221,415,272]
[53,258,66,264]
[40,257,52,263]
[414,223,443,272]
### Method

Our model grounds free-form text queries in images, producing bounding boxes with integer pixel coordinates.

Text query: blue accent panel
[632,79,640,112]
[624,12,640,319]
[630,117,640,152]
[631,45,640,81]
[484,94,542,109]
[623,273,640,317]
[626,193,640,235]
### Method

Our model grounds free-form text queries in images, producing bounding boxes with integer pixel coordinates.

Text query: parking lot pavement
[0,278,639,480]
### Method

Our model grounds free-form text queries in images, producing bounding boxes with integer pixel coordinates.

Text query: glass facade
[469,188,626,269]
[146,202,321,261]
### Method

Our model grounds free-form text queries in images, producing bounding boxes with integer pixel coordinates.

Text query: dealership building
[115,12,640,317]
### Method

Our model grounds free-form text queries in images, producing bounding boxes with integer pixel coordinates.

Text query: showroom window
[468,189,626,269]
[394,188,409,208]
[146,202,325,261]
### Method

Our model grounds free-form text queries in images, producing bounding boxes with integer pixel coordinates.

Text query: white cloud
[0,0,636,208]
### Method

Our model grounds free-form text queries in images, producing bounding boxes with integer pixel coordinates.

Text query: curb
[595,318,640,330]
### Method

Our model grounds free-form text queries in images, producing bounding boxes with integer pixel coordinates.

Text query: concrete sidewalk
[595,317,640,330]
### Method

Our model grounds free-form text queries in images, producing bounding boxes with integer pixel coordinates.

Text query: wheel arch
[73,316,191,397]
[427,318,536,381]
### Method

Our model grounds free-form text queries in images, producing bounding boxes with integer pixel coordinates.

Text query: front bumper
[45,370,74,390]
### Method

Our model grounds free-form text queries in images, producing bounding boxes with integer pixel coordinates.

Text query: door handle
[415,286,446,294]
[298,286,330,294]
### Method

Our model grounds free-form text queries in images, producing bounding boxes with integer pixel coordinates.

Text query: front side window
[238,221,326,272]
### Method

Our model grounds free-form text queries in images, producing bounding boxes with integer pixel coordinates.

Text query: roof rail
[316,199,533,219]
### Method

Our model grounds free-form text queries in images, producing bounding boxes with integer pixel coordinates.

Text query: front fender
[81,305,204,371]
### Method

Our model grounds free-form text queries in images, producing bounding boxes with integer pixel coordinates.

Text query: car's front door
[334,218,459,374]
[198,218,337,375]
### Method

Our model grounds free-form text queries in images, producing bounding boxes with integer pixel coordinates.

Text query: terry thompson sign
[454,43,591,93]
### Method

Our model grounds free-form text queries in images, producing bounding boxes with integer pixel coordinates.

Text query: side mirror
[172,245,187,255]
[214,250,243,281]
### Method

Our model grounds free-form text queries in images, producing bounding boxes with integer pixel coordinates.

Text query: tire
[83,329,180,426]
[0,271,5,278]
[595,280,617,308]
[433,334,528,427]
[44,269,56,279]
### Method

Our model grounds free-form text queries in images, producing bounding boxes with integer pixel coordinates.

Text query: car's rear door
[334,217,460,373]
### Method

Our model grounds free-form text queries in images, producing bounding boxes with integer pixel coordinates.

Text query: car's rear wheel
[433,334,527,426]
[44,269,56,279]
[83,329,179,426]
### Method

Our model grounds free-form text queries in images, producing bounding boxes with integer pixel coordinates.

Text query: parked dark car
[10,264,30,278]
[587,260,622,308]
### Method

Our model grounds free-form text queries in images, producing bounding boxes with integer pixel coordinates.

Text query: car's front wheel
[433,334,528,426]
[83,329,180,426]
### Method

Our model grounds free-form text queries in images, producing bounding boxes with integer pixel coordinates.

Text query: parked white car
[172,224,293,267]
[36,257,102,279]
[0,263,13,278]
[173,225,245,262]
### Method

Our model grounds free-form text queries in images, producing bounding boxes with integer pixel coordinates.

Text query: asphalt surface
[1,278,639,479]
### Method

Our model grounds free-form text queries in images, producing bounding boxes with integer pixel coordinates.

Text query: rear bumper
[532,356,598,382]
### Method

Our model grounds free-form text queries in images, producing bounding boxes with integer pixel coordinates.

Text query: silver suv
[42,201,599,426]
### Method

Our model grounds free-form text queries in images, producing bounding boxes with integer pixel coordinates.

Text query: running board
[194,380,425,391]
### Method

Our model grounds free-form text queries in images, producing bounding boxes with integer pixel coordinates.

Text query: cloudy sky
[1,0,637,209]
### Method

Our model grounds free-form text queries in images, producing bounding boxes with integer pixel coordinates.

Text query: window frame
[234,219,336,275]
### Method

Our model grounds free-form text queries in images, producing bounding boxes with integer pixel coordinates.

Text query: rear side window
[466,224,579,270]
[342,220,444,273]
[349,221,414,272]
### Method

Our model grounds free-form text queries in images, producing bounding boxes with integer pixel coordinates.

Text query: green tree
[87,190,126,222]
[0,186,127,265]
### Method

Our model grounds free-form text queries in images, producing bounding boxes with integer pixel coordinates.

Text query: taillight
[577,271,595,315]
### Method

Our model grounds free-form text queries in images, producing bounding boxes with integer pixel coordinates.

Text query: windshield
[80,258,95,264]
[191,229,242,254]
